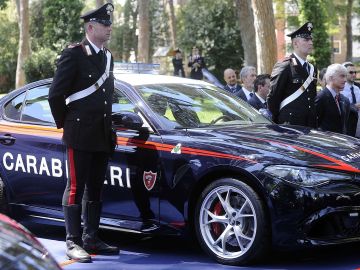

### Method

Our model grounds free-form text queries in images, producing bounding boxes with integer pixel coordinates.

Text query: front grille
[307,211,360,240]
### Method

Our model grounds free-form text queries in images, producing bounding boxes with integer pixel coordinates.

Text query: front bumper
[265,177,360,248]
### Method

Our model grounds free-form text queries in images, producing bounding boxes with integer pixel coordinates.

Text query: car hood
[186,124,360,173]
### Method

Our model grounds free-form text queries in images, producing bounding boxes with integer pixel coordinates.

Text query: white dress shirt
[242,87,253,101]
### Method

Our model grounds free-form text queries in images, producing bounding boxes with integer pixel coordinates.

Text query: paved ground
[24,222,360,270]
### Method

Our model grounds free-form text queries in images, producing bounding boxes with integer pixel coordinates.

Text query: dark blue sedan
[0,73,360,266]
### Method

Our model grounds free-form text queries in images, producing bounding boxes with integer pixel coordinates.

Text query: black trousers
[63,147,109,206]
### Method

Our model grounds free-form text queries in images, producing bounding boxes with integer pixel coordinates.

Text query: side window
[112,89,136,113]
[4,92,26,121]
[21,85,54,124]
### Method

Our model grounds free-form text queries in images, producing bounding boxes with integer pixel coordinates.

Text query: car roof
[114,73,214,87]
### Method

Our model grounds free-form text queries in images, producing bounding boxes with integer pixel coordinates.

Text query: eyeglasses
[349,71,357,74]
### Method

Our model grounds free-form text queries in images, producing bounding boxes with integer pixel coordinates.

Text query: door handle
[0,134,16,146]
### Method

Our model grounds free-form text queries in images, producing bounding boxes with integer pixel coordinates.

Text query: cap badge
[106,4,114,14]
[307,22,313,31]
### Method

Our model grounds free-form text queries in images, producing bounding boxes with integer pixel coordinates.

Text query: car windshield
[135,83,271,129]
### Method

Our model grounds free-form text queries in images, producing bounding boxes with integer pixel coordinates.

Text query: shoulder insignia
[291,57,298,66]
[67,42,81,49]
[281,56,291,63]
[84,45,92,56]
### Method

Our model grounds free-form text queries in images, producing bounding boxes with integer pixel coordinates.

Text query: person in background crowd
[239,66,256,102]
[319,68,327,89]
[249,74,271,110]
[223,68,247,101]
[172,48,185,77]
[188,46,206,80]
[48,3,119,262]
[267,22,318,128]
[315,64,350,134]
[341,62,360,137]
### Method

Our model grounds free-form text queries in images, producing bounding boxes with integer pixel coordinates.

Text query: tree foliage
[23,48,57,82]
[109,0,137,62]
[149,0,170,61]
[299,0,331,69]
[30,0,84,52]
[0,3,19,92]
[177,0,243,81]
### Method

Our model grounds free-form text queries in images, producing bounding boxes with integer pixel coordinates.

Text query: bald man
[223,68,247,101]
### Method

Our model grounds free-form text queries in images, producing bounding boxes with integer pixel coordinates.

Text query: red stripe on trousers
[67,147,77,205]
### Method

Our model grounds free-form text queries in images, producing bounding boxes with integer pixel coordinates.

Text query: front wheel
[195,178,269,265]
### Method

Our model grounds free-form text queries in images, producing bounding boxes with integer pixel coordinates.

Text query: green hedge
[24,48,57,83]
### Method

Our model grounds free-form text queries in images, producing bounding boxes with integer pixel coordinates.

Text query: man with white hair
[239,66,256,102]
[315,64,350,134]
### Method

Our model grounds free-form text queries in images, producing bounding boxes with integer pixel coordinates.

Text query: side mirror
[112,111,144,130]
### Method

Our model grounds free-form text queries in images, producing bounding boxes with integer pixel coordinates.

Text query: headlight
[264,165,353,186]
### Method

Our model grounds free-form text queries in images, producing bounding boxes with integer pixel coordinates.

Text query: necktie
[98,50,104,64]
[303,62,309,74]
[249,92,254,97]
[350,86,356,104]
[335,94,341,114]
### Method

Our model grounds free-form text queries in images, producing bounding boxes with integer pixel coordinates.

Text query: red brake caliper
[211,201,224,237]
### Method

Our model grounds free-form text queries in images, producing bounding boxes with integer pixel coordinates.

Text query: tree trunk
[167,0,177,49]
[345,0,353,62]
[16,0,30,88]
[235,0,257,68]
[137,0,150,63]
[96,0,104,8]
[251,0,277,74]
[274,0,286,60]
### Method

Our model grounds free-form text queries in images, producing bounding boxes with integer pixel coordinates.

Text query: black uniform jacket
[248,94,266,110]
[172,57,185,77]
[188,56,206,80]
[315,88,350,134]
[48,38,114,153]
[224,84,247,101]
[267,54,318,128]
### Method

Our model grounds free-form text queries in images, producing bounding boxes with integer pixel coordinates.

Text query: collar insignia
[85,45,92,56]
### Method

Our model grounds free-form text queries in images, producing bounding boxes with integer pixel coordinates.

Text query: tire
[194,178,269,265]
[0,175,8,214]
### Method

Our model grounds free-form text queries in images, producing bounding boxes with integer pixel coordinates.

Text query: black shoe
[66,240,92,262]
[83,237,119,255]
[82,201,119,255]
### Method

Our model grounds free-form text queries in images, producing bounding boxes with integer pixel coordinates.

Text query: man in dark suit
[315,64,350,134]
[188,46,206,80]
[249,74,270,110]
[223,68,247,101]
[172,48,185,77]
[48,3,119,262]
[239,66,257,101]
[341,62,360,137]
[267,22,318,128]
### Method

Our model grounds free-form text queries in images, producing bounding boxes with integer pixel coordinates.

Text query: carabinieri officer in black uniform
[267,22,318,128]
[48,3,119,262]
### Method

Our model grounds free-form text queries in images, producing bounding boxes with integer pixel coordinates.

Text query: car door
[101,88,160,229]
[0,84,66,212]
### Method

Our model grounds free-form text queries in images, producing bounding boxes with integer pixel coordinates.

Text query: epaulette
[67,42,81,49]
[282,56,291,62]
